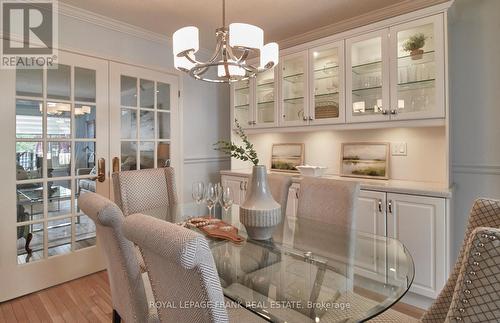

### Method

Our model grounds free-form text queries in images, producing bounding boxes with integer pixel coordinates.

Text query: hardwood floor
[0,271,425,322]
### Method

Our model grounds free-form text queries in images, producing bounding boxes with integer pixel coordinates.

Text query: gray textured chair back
[296,177,360,229]
[79,192,149,323]
[123,213,229,323]
[267,173,293,218]
[112,167,178,216]
[421,198,500,322]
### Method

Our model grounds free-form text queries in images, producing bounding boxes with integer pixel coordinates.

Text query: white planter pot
[239,165,281,240]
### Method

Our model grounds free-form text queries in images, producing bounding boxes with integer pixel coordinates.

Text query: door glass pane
[351,37,383,116]
[157,82,170,110]
[256,69,274,124]
[74,215,96,250]
[17,183,44,222]
[157,142,170,167]
[121,76,137,107]
[121,141,137,171]
[158,112,170,139]
[17,222,44,264]
[16,99,43,139]
[48,217,72,257]
[313,47,340,120]
[16,69,43,97]
[47,64,71,100]
[121,109,137,139]
[140,142,154,169]
[396,23,436,114]
[140,110,155,139]
[47,142,71,177]
[140,79,154,109]
[75,142,96,172]
[234,80,250,126]
[47,102,71,139]
[48,180,72,218]
[282,55,305,122]
[75,67,96,102]
[16,142,43,180]
[75,105,96,138]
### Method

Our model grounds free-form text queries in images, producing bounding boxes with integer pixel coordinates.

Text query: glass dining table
[142,203,414,323]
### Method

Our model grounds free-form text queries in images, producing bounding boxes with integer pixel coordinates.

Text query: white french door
[109,62,180,198]
[0,51,109,301]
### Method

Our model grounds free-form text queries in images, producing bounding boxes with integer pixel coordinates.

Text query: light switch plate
[392,142,407,156]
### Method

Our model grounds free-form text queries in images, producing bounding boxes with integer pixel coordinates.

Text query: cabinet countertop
[220,169,452,198]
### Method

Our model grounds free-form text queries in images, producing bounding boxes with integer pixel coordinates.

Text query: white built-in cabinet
[220,173,448,300]
[230,13,445,131]
[347,14,444,122]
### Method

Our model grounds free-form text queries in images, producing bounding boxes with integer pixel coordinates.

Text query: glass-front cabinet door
[231,79,252,129]
[254,68,277,128]
[309,41,344,125]
[281,51,309,126]
[346,30,390,123]
[390,15,444,120]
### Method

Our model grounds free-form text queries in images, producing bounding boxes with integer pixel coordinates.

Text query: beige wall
[233,126,447,184]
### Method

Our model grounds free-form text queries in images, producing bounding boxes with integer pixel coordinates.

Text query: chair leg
[112,309,121,323]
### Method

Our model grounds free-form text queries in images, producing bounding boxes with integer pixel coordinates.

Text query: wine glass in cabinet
[281,51,309,126]
[389,15,444,120]
[346,30,390,123]
[309,41,345,124]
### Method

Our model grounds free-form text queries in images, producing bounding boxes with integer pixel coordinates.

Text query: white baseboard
[400,292,434,310]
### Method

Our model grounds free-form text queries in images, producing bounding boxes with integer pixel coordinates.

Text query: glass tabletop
[142,203,414,323]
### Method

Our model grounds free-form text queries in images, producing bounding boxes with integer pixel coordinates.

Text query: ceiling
[59,0,431,49]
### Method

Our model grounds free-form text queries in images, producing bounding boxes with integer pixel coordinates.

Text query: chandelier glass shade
[172,1,279,83]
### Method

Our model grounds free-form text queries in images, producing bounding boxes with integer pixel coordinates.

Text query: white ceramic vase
[239,165,281,240]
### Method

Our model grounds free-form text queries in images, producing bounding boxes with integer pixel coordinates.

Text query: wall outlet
[392,142,407,156]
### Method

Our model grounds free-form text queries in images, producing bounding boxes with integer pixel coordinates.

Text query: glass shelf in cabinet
[257,100,275,105]
[283,96,304,102]
[234,104,249,109]
[352,85,382,93]
[398,50,435,61]
[283,73,304,83]
[314,65,339,74]
[397,78,435,91]
[351,60,382,75]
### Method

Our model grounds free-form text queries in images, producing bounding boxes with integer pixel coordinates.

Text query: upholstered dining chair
[296,176,360,228]
[79,192,155,323]
[368,198,500,322]
[267,173,293,218]
[123,213,266,323]
[112,167,178,216]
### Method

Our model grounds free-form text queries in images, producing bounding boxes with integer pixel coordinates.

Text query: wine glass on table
[192,182,205,215]
[206,183,216,217]
[221,186,234,219]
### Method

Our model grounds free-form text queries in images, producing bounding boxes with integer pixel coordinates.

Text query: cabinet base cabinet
[386,193,447,299]
[221,175,248,206]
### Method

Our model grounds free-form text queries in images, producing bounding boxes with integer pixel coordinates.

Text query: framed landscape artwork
[340,142,389,179]
[271,143,304,172]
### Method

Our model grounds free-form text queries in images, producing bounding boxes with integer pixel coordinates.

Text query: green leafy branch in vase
[214,119,259,166]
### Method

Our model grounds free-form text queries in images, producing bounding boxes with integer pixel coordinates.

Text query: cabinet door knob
[378,199,383,212]
[308,116,314,121]
[388,200,393,214]
[252,121,257,125]
[390,109,398,115]
[247,121,253,125]
[303,116,308,121]
[239,182,243,190]
[381,109,388,115]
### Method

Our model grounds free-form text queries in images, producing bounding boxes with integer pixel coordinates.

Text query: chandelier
[172,0,279,83]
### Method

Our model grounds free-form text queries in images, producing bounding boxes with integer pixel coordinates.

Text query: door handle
[112,157,120,173]
[97,158,106,182]
[378,199,383,212]
[388,200,393,214]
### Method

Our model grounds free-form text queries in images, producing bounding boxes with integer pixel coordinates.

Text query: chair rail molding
[184,156,231,165]
[452,164,500,175]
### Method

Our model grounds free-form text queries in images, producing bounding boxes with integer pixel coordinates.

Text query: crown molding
[278,0,453,49]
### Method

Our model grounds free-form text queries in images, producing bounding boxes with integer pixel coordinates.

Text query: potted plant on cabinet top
[214,120,281,240]
[403,33,427,60]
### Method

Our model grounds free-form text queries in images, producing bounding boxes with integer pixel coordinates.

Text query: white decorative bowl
[296,165,327,177]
